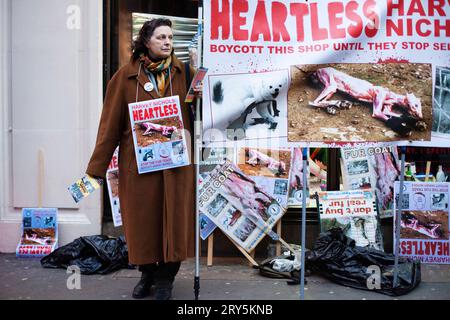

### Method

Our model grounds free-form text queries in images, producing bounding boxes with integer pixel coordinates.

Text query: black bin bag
[41,235,132,274]
[306,228,421,296]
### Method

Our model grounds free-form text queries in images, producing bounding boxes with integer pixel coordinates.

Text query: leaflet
[68,174,102,203]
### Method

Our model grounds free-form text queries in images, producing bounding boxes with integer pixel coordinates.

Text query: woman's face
[146,25,173,61]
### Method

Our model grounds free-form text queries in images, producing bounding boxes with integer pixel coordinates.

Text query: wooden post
[276,221,282,256]
[425,161,431,182]
[248,250,256,267]
[207,233,214,266]
[224,234,259,266]
[210,225,293,268]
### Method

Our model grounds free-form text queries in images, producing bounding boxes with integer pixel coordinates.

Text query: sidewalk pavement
[1,253,449,300]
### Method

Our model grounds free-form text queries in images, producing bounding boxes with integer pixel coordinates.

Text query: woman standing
[86,18,196,300]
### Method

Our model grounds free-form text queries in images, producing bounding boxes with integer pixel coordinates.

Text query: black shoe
[154,284,173,300]
[132,274,154,299]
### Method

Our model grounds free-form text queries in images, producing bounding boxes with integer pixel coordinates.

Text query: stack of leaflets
[68,174,103,203]
[16,208,58,258]
[128,96,190,174]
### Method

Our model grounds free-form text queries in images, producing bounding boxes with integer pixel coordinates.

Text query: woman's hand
[193,81,203,99]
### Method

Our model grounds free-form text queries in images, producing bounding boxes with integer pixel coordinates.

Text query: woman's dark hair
[132,18,172,60]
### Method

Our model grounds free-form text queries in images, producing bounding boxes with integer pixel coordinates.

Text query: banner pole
[300,148,308,300]
[194,0,203,301]
[393,146,406,288]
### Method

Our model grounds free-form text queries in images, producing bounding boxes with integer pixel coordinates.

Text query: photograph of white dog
[204,70,289,141]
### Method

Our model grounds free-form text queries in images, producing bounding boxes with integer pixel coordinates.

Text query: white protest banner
[203,0,450,146]
[199,160,285,252]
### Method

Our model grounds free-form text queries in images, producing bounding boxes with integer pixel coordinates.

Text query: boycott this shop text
[210,0,449,43]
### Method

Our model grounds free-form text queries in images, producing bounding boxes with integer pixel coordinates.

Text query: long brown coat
[86,55,195,265]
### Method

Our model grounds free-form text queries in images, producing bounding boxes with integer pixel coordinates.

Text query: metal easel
[300,148,308,300]
[393,146,407,287]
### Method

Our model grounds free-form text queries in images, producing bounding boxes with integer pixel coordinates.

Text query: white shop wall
[0,0,103,252]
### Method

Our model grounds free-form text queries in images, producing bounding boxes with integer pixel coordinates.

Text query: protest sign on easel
[235,147,294,260]
[317,189,384,250]
[198,145,295,266]
[199,160,294,264]
[200,146,293,265]
[207,233,214,266]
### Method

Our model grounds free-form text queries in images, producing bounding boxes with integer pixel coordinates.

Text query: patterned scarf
[139,53,172,95]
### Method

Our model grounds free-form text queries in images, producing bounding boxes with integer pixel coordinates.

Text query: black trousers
[138,262,181,284]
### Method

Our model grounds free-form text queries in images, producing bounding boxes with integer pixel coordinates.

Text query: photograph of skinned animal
[400,210,448,240]
[237,148,291,179]
[134,116,183,148]
[288,63,432,142]
[21,228,56,246]
[222,171,272,222]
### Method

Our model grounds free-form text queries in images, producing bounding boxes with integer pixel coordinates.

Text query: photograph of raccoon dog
[205,69,289,141]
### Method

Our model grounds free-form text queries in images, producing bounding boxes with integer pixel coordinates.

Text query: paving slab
[0,254,449,300]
